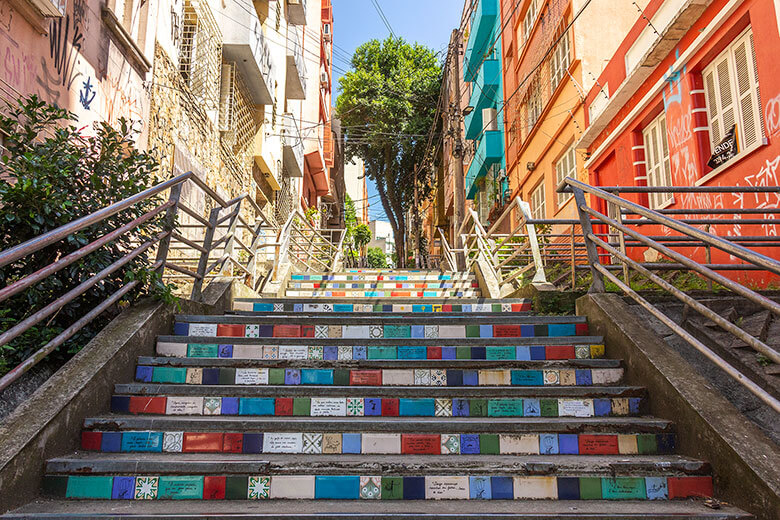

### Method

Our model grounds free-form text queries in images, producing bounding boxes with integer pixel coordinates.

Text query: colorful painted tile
[134,476,159,500]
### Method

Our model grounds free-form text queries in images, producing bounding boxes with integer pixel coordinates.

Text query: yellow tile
[618,434,638,454]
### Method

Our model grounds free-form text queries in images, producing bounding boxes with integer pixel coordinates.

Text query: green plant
[0,95,167,375]
[366,247,388,268]
[304,207,319,225]
[354,224,372,250]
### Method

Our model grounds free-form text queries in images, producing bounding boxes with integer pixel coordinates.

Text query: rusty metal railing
[0,171,277,391]
[271,209,345,279]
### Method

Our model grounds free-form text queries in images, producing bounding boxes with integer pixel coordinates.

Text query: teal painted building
[463,0,507,221]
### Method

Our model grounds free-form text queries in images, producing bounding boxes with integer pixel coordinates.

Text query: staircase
[3,269,752,518]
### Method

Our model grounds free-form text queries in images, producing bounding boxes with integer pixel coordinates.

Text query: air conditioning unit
[320,71,328,86]
[323,23,332,40]
[482,108,498,131]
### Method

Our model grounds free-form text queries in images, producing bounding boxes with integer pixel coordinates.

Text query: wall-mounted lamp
[526,161,536,171]
[462,105,475,115]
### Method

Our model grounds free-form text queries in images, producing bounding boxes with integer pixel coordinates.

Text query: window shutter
[716,56,736,142]
[704,69,721,144]
[733,32,760,148]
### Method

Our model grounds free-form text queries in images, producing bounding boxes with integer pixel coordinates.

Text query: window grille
[179,0,222,112]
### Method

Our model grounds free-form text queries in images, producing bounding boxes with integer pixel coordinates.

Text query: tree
[366,247,388,268]
[337,37,442,267]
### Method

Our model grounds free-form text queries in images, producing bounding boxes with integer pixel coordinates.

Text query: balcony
[253,129,281,191]
[286,25,307,99]
[282,113,304,178]
[465,130,503,199]
[287,0,306,25]
[463,59,500,140]
[463,0,498,82]
[220,2,274,105]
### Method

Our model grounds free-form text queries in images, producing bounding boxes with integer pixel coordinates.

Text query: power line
[370,0,396,37]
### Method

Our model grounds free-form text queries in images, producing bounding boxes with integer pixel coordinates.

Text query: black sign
[707,124,739,169]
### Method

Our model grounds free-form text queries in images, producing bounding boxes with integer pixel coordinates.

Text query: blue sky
[332,0,461,222]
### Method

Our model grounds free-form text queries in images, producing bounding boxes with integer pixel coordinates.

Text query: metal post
[614,190,630,284]
[571,185,605,292]
[154,183,183,277]
[448,30,466,271]
[191,206,221,300]
[570,225,576,289]
[219,205,242,277]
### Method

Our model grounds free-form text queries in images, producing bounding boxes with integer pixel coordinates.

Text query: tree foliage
[341,195,373,267]
[337,37,442,267]
[366,247,388,268]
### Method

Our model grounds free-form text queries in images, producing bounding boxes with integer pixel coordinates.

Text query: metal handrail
[271,210,344,278]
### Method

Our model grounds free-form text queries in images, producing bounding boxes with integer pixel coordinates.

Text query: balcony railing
[465,130,503,199]
[282,113,304,178]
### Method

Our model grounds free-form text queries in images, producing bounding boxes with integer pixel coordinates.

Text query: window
[531,181,546,220]
[643,113,673,209]
[550,33,571,92]
[525,79,542,131]
[522,0,539,43]
[703,28,762,156]
[555,146,576,206]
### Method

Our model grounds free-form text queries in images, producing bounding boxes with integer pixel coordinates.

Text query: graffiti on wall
[764,92,780,138]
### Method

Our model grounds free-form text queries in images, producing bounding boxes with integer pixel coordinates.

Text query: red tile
[494,325,522,337]
[81,431,102,451]
[415,283,425,289]
[381,398,399,416]
[313,283,320,289]
[401,434,440,454]
[512,303,532,312]
[471,281,479,288]
[416,292,424,297]
[301,325,315,338]
[378,275,383,281]
[546,345,575,360]
[183,432,223,452]
[217,324,245,337]
[275,397,293,416]
[442,305,452,312]
[204,476,226,500]
[427,347,442,359]
[333,291,346,297]
[396,283,403,289]
[578,434,619,455]
[350,370,382,386]
[128,396,166,415]
[576,323,589,336]
[222,433,244,453]
[273,325,301,338]
[668,477,713,499]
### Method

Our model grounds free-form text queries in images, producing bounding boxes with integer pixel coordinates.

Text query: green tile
[384,325,411,338]
[479,434,500,454]
[469,399,488,417]
[456,346,471,360]
[218,368,236,385]
[152,367,186,384]
[293,397,311,416]
[452,304,462,312]
[187,344,218,357]
[269,368,285,385]
[368,346,397,359]
[492,304,502,312]
[158,476,204,499]
[601,477,647,500]
[465,325,480,338]
[636,434,658,454]
[373,304,383,312]
[580,477,603,499]
[486,346,516,360]
[540,399,559,417]
[333,369,350,386]
[381,477,403,500]
[43,476,68,497]
[65,476,113,499]
[226,476,248,499]
[488,399,524,417]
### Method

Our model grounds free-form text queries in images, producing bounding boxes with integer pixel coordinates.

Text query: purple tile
[258,325,274,337]
[629,398,642,414]
[453,399,470,416]
[442,347,457,360]
[462,370,478,386]
[593,399,612,416]
[284,369,301,385]
[323,346,338,360]
[135,366,153,382]
[364,398,382,416]
[558,434,579,454]
[111,476,135,499]
[218,344,233,358]
[575,369,592,386]
[243,433,263,453]
[460,434,480,454]
[221,397,239,415]
[202,368,220,385]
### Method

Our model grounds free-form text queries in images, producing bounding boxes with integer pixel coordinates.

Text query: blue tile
[342,433,361,453]
[121,432,163,452]
[110,396,129,413]
[539,434,559,454]
[446,370,463,386]
[397,346,426,360]
[399,399,434,416]
[645,477,669,500]
[135,366,153,382]
[629,398,642,414]
[403,477,425,500]
[411,325,425,338]
[202,368,220,385]
[253,303,273,312]
[471,346,486,359]
[491,476,514,499]
[301,369,333,385]
[423,291,437,297]
[460,434,480,454]
[173,323,189,336]
[452,399,470,416]
[315,476,359,499]
[558,434,579,454]
[470,476,492,499]
[529,346,547,360]
[511,370,543,386]
[575,369,592,386]
[516,346,531,360]
[257,325,273,337]
[294,304,303,312]
[479,325,493,338]
[284,369,301,385]
[364,398,382,416]
[593,399,612,417]
[523,398,541,417]
[218,344,233,358]
[462,305,472,313]
[442,347,457,360]
[221,397,239,415]
[111,476,135,499]
[520,325,535,337]
[242,433,263,453]
[462,370,479,386]
[557,477,580,499]
[100,432,122,453]
[657,434,676,454]
[238,398,275,416]
[353,346,367,360]
[548,323,576,337]
[323,347,338,360]
[334,304,353,312]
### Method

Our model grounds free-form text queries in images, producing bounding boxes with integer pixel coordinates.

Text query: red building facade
[579,0,780,284]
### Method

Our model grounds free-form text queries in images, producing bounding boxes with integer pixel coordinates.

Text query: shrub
[366,247,387,268]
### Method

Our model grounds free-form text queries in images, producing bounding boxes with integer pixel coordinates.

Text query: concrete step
[292,273,476,281]
[79,427,676,456]
[156,340,607,361]
[232,298,533,314]
[2,498,753,519]
[134,364,624,387]
[286,282,480,290]
[284,289,483,298]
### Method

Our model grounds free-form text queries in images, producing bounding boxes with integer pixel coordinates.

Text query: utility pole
[413,164,420,268]
[447,30,466,270]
